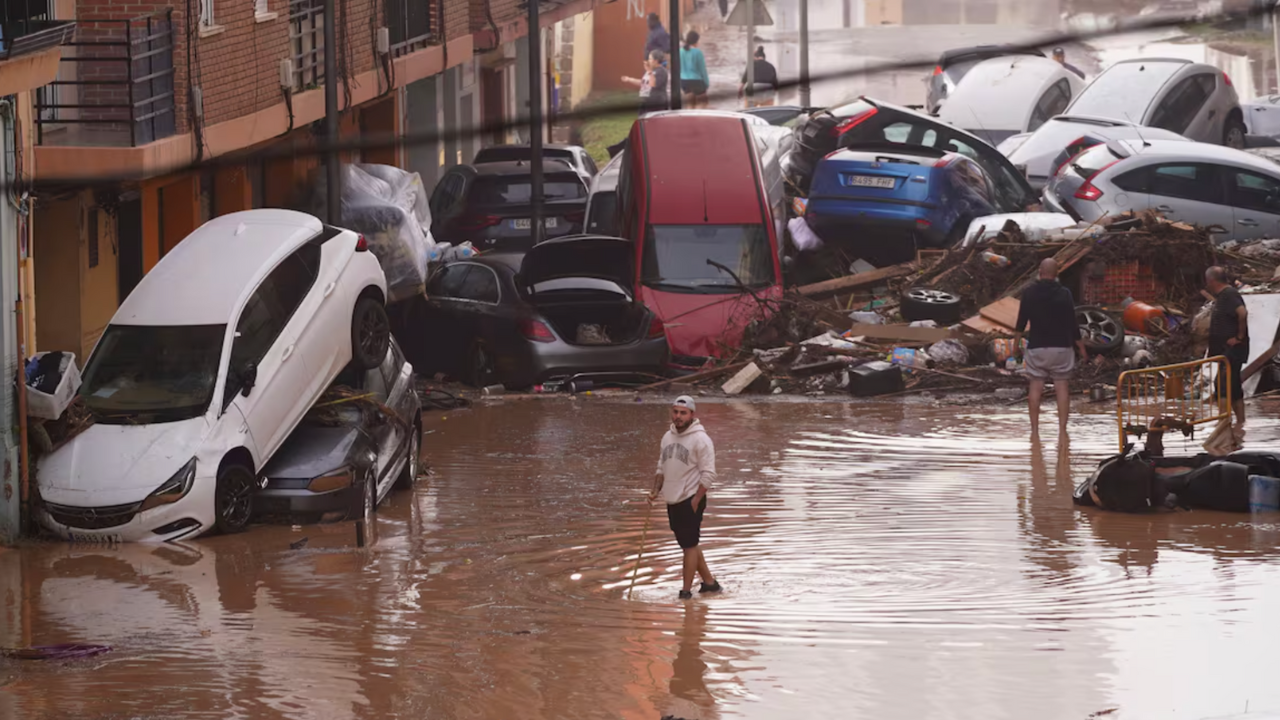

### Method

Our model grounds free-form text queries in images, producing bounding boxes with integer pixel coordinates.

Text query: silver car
[924,45,1045,115]
[937,56,1084,147]
[1063,58,1245,148]
[999,115,1187,190]
[1044,139,1280,242]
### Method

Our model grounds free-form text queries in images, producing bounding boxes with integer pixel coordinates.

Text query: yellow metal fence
[1115,356,1232,452]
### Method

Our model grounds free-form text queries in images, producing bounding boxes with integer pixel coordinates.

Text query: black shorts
[681,80,708,95]
[667,495,706,549]
[1212,343,1248,401]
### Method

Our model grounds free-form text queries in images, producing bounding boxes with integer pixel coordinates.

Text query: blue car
[804,144,1000,265]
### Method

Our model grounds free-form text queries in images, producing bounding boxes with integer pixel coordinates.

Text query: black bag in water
[1074,447,1164,512]
[848,361,904,397]
[1164,461,1253,513]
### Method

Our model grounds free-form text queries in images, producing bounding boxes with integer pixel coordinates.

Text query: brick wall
[443,0,469,41]
[196,0,292,126]
[470,0,523,35]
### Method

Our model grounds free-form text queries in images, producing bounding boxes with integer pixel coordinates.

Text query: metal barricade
[1115,356,1232,452]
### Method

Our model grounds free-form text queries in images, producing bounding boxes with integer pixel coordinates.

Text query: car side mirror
[239,363,258,397]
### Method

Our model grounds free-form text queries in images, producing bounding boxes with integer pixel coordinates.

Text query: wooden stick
[637,361,752,391]
[627,500,654,601]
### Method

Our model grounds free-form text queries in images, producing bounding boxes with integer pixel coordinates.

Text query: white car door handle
[1156,205,1174,212]
[282,344,295,361]
[1239,218,1260,226]
[323,281,336,298]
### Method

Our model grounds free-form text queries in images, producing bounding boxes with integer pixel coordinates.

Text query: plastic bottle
[981,250,1011,267]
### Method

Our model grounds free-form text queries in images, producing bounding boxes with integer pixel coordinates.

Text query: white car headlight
[140,458,197,512]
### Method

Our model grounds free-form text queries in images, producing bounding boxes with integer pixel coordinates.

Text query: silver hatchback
[1044,139,1280,242]
[1064,57,1244,148]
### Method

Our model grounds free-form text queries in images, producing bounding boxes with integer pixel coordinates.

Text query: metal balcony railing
[1,0,76,62]
[289,0,325,91]
[386,0,436,58]
[34,11,176,148]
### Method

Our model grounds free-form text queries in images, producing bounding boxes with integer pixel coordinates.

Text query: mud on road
[4,398,1280,719]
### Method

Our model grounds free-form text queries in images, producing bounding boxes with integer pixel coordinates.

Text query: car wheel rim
[408,433,420,482]
[907,288,957,305]
[220,471,253,527]
[360,307,388,359]
[1078,309,1120,343]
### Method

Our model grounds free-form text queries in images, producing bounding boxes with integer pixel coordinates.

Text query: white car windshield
[80,324,225,424]
[642,224,775,294]
[1067,62,1183,124]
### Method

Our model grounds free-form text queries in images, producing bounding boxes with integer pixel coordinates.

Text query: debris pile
[643,211,1271,401]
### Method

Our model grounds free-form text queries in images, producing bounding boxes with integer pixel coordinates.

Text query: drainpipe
[0,98,29,538]
[1274,2,1280,94]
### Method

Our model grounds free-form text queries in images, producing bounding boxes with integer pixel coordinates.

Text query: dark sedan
[428,160,588,253]
[397,235,670,389]
[254,340,422,523]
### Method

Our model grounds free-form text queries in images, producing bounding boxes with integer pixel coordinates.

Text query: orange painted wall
[360,96,400,168]
[593,0,692,93]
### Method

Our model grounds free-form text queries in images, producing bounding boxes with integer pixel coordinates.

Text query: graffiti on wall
[626,0,645,20]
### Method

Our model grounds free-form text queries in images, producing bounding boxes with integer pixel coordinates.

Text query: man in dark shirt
[738,47,779,108]
[1015,259,1088,437]
[1052,47,1085,80]
[644,14,670,63]
[1206,266,1248,426]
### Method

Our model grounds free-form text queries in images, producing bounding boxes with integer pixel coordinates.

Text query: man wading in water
[649,396,721,600]
[1015,258,1087,437]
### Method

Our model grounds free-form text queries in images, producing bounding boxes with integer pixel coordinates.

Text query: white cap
[672,395,697,412]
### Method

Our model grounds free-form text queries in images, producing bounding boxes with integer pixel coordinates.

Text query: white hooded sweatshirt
[656,419,716,505]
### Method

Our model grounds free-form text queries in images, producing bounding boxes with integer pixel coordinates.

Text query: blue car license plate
[847,175,896,189]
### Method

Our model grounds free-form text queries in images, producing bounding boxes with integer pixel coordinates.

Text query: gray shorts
[1024,347,1075,381]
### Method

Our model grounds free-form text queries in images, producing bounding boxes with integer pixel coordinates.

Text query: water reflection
[3,400,1280,719]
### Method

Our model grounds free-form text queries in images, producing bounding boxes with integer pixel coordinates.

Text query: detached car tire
[214,464,256,535]
[352,297,391,370]
[1076,305,1125,355]
[900,287,963,325]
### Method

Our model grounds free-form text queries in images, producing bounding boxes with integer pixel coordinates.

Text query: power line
[15,5,1278,189]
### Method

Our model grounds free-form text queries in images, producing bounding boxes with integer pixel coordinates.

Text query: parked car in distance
[585,153,623,235]
[925,44,1045,114]
[256,339,421,524]
[429,161,588,252]
[38,210,391,543]
[402,236,669,389]
[618,112,786,368]
[1241,94,1280,138]
[1044,139,1280,241]
[787,96,1037,211]
[999,115,1188,190]
[1063,57,1245,148]
[805,145,1001,265]
[472,143,599,183]
[937,56,1084,146]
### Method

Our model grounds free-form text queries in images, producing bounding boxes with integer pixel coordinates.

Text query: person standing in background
[622,50,670,112]
[1015,258,1088,438]
[680,31,710,109]
[644,13,671,63]
[738,46,778,108]
[1206,266,1248,430]
[1052,47,1085,80]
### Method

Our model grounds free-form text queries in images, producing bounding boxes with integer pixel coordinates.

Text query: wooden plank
[1243,342,1280,382]
[638,361,751,391]
[796,262,916,300]
[961,314,1014,334]
[848,323,954,343]
[979,297,1021,329]
[722,363,764,395]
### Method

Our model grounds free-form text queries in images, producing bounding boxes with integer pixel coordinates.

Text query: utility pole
[669,0,681,110]
[323,0,340,225]
[745,0,755,108]
[527,0,544,244]
[799,0,810,107]
[1274,2,1280,94]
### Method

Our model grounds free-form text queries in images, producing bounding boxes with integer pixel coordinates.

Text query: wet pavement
[4,398,1280,719]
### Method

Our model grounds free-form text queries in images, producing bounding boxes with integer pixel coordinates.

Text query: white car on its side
[38,209,390,543]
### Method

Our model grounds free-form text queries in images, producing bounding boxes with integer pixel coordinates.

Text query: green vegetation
[577,92,639,167]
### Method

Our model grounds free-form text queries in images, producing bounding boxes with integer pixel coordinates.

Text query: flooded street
[5,399,1280,719]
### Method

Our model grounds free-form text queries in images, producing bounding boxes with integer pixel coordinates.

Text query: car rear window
[1069,143,1123,177]
[475,147,575,164]
[1067,61,1183,124]
[470,174,586,204]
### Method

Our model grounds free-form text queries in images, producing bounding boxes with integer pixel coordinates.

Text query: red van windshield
[641,224,775,294]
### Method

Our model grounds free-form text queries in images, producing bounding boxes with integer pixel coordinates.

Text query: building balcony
[35,11,176,149]
[0,0,76,96]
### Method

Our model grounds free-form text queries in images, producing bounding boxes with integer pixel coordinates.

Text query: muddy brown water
[4,398,1280,719]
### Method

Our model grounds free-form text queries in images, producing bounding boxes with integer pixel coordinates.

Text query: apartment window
[255,0,269,14]
[200,0,215,26]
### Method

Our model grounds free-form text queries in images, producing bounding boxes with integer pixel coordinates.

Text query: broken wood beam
[796,262,916,300]
[637,361,752,391]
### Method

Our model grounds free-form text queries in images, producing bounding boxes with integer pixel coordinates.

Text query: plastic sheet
[317,164,435,304]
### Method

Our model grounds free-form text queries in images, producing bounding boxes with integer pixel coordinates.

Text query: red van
[616,112,785,368]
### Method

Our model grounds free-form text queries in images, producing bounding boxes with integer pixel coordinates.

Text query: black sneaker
[678,589,693,599]
[699,581,722,594]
